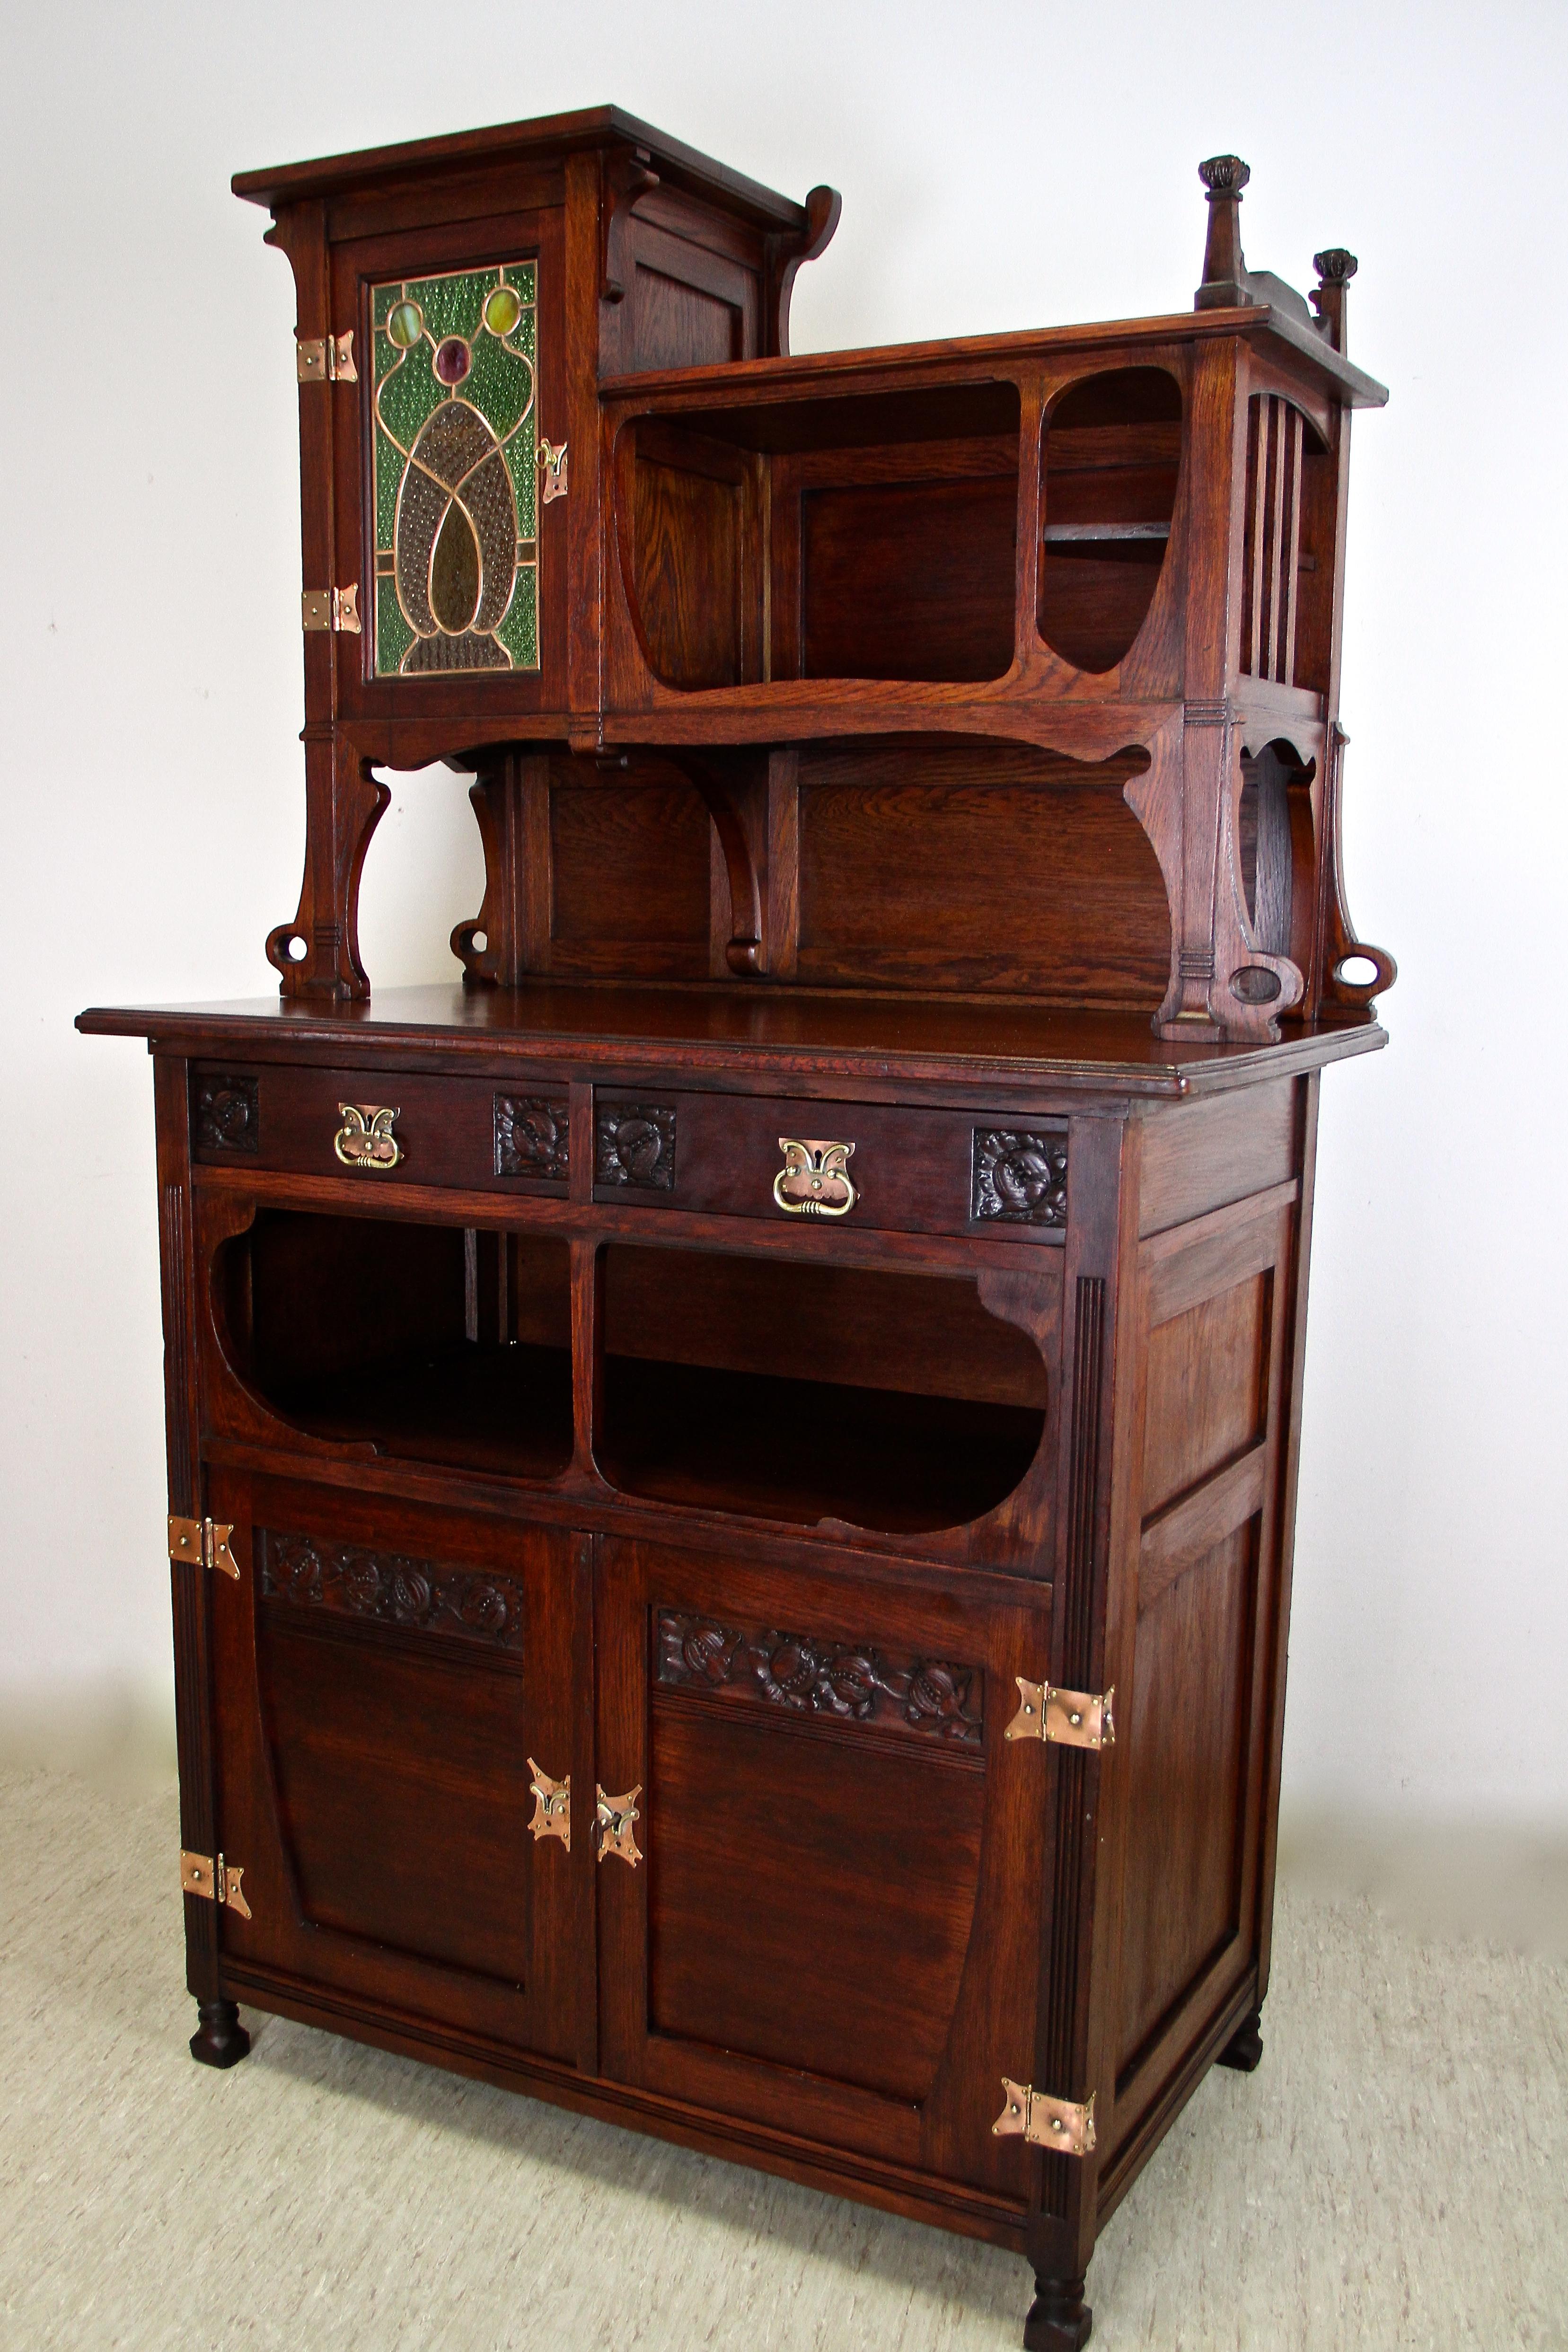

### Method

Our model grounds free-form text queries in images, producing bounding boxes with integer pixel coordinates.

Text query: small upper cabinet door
[332,206,568,722]
[594,1535,1050,2203]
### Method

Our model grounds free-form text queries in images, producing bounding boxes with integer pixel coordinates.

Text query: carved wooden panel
[494,1094,569,1181]
[596,1102,677,1190]
[973,1129,1068,1227]
[656,1607,981,1745]
[194,1073,259,1156]
[260,1531,524,1654]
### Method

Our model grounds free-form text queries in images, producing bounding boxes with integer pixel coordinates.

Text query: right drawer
[591,1089,1067,1242]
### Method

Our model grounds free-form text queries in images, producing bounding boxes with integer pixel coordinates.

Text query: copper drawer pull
[773,1137,856,1218]
[334,1103,403,1171]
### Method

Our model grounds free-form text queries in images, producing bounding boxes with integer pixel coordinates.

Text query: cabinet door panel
[597,1536,1048,2195]
[206,1470,590,2066]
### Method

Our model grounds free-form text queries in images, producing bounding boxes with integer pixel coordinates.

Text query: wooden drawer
[190,1062,570,1193]
[593,1088,1068,1240]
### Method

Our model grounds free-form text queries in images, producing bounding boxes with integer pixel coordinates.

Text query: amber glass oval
[1038,367,1181,674]
[430,499,482,634]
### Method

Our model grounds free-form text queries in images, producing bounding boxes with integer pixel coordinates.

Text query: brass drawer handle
[334,1103,403,1171]
[773,1137,856,1219]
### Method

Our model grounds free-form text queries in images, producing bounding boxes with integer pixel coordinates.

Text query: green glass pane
[405,269,485,345]
[377,335,442,455]
[374,417,400,549]
[503,424,537,540]
[376,576,416,675]
[495,564,539,671]
[463,329,534,444]
[373,284,398,329]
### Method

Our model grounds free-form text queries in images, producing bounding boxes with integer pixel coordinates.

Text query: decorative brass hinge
[180,1849,253,1920]
[301,586,361,633]
[297,331,358,383]
[168,1515,239,1580]
[527,1760,571,1850]
[1004,1678,1115,1750]
[539,437,568,503]
[596,1784,642,1867]
[993,2079,1096,2156]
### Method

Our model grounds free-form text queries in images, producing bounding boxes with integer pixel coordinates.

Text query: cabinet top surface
[231,101,810,231]
[77,984,1385,1099]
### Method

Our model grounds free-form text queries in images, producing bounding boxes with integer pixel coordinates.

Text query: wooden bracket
[600,147,660,303]
[762,184,842,358]
[665,751,766,975]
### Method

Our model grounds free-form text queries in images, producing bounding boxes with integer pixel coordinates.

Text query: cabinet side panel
[1137,1080,1294,1235]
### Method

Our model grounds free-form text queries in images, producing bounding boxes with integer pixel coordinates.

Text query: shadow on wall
[1277,1805,1568,1963]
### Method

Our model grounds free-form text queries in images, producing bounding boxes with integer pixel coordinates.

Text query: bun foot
[1217,2006,1264,2073]
[190,1997,251,2069]
[1023,2273,1092,2350]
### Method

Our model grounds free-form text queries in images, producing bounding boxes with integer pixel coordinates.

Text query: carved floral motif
[194,1074,259,1156]
[972,1130,1068,1227]
[656,1608,981,1745]
[494,1094,569,1181]
[260,1532,523,1653]
[595,1103,677,1191]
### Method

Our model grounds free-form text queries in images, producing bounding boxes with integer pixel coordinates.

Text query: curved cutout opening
[213,1208,573,1480]
[1335,953,1380,988]
[1038,367,1181,673]
[1237,738,1316,960]
[596,1243,1047,1533]
[1230,964,1283,1005]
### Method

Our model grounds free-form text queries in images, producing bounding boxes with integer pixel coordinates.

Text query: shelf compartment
[1037,367,1182,674]
[617,382,1021,691]
[595,1244,1048,1533]
[214,1209,573,1481]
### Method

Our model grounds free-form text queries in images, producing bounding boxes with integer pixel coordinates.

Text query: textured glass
[371,260,539,676]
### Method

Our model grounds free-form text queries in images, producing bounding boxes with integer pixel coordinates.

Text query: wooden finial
[1195,154,1252,310]
[1311,247,1358,352]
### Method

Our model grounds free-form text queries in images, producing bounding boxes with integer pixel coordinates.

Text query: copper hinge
[297,331,358,383]
[595,1784,642,1867]
[168,1515,239,1580]
[301,585,361,633]
[180,1849,253,1920]
[1004,1678,1115,1750]
[993,2079,1096,2156]
[527,1760,571,1850]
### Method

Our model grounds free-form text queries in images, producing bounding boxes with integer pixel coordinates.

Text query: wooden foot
[1022,2273,1092,2350]
[1216,2006,1264,2073]
[189,1997,251,2070]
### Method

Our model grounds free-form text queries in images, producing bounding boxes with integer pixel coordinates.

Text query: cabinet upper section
[238,112,1383,743]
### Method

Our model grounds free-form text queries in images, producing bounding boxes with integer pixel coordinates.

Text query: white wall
[3,0,1564,1828]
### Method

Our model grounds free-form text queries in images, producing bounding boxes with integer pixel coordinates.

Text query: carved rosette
[972,1130,1068,1228]
[494,1094,569,1182]
[656,1608,981,1745]
[595,1102,677,1191]
[260,1532,523,1653]
[194,1074,259,1156]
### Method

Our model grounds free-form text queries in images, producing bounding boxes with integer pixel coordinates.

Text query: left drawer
[189,1063,571,1194]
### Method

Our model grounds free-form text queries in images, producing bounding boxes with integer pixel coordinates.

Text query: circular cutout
[433,335,472,386]
[471,930,488,954]
[1231,963,1282,1005]
[386,299,423,349]
[483,283,522,337]
[285,934,308,963]
[1335,953,1379,988]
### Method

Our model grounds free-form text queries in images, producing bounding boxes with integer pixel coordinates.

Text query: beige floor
[1,1765,1564,2352]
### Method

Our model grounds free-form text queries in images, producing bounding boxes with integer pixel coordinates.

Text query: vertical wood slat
[1241,395,1306,687]
[519,753,554,973]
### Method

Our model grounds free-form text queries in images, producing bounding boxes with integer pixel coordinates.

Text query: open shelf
[215,1210,574,1481]
[1037,367,1182,673]
[595,1244,1047,1533]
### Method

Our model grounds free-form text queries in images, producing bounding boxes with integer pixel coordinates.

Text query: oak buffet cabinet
[79,109,1394,2348]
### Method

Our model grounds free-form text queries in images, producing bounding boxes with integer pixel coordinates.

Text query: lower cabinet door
[595,1535,1048,2195]
[203,1470,590,2065]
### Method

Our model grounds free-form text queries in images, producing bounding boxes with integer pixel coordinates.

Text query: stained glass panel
[371,261,538,677]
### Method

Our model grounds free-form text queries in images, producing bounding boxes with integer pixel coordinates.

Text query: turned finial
[1312,247,1358,351]
[1196,155,1252,309]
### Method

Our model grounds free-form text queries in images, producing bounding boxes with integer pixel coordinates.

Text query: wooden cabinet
[80,111,1394,2350]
